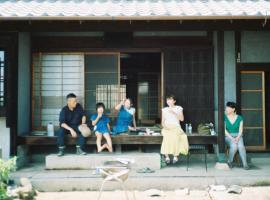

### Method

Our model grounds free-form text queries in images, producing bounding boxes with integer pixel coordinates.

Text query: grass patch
[250,181,270,187]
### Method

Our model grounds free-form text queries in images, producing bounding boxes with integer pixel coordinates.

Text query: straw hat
[78,124,91,137]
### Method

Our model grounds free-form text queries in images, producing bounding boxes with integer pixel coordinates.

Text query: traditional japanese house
[0,0,270,162]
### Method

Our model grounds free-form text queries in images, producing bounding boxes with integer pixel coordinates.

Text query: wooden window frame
[240,71,266,151]
[31,52,85,131]
[237,63,270,151]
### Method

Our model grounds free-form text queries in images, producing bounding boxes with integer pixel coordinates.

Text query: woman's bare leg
[103,134,113,152]
[96,133,103,152]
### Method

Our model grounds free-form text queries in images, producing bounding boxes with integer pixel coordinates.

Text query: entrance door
[84,53,123,117]
[240,71,266,150]
[120,53,161,125]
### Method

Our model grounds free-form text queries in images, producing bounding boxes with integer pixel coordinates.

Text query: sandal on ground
[136,167,155,173]
[172,157,178,164]
[165,157,170,164]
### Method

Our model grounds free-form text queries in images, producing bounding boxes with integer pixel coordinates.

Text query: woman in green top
[225,102,249,170]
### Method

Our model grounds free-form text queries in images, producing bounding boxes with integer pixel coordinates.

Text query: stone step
[13,165,270,192]
[31,176,270,192]
[46,153,161,170]
[31,176,216,192]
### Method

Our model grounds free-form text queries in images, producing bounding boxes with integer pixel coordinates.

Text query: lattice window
[32,53,84,129]
[96,84,126,110]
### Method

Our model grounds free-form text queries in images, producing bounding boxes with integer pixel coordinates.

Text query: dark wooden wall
[163,47,214,129]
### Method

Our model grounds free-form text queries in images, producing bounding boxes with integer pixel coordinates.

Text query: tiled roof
[0,0,269,20]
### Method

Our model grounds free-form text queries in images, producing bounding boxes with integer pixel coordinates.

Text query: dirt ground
[36,187,270,200]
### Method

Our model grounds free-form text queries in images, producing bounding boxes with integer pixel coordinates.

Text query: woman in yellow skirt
[161,95,189,164]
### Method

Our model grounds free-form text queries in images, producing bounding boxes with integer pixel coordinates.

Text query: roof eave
[0,15,269,21]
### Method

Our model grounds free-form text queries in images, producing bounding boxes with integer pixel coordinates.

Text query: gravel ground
[36,187,270,200]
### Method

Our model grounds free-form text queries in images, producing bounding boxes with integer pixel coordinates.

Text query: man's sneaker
[76,146,87,155]
[57,146,65,157]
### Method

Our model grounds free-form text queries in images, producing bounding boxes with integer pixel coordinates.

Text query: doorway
[84,52,162,126]
[120,53,162,126]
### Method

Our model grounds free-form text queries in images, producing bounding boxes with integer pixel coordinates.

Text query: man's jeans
[57,125,86,149]
[225,136,248,167]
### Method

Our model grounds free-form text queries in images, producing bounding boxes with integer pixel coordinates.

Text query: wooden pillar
[235,31,241,110]
[217,31,226,162]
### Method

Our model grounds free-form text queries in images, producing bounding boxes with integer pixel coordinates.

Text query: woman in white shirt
[161,95,189,164]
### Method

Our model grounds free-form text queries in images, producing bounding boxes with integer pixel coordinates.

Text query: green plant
[0,157,17,200]
[250,180,270,187]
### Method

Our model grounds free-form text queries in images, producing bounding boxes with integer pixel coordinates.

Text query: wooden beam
[17,135,218,145]
[217,31,225,157]
[31,36,212,52]
[0,20,270,32]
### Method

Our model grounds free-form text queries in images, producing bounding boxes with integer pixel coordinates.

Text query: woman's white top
[125,107,136,115]
[162,106,183,126]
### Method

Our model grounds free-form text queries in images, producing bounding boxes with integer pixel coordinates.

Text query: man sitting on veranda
[57,93,87,156]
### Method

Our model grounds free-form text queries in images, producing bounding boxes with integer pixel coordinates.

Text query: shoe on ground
[76,146,87,155]
[172,157,179,164]
[57,146,65,157]
[227,161,233,169]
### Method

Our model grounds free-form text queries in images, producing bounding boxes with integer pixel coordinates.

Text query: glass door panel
[84,53,123,118]
[240,71,266,150]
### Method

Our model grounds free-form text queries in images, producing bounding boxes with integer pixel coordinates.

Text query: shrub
[0,157,16,200]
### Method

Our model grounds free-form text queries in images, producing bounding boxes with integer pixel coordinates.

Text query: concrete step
[31,176,216,192]
[12,162,270,192]
[46,153,161,170]
[31,175,270,192]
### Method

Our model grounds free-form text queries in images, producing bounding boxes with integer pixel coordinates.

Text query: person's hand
[121,98,126,105]
[97,113,102,119]
[232,137,238,144]
[228,135,236,143]
[235,136,241,143]
[70,129,77,138]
